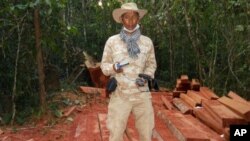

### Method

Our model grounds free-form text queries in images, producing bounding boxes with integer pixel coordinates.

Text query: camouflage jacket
[101,34,157,100]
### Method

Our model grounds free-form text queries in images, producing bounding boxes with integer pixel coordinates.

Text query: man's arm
[143,40,157,78]
[100,38,117,76]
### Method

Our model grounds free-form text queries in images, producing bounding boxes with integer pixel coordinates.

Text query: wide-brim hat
[112,2,147,23]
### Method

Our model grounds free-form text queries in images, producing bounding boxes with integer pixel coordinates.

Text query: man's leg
[132,98,154,141]
[107,96,132,141]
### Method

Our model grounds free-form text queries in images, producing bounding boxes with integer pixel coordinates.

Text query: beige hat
[112,2,147,23]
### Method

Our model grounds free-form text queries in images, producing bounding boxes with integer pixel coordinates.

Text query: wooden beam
[200,87,219,100]
[159,110,210,141]
[227,91,250,107]
[202,99,247,127]
[172,98,193,114]
[161,95,174,110]
[218,96,250,122]
[180,93,198,108]
[193,108,224,134]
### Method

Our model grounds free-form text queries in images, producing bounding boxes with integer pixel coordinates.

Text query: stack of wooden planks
[79,72,250,141]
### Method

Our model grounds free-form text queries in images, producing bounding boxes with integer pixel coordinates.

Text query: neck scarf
[120,25,141,59]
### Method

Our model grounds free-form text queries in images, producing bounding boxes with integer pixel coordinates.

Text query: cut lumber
[98,113,110,141]
[202,99,247,127]
[161,95,174,110]
[227,91,250,107]
[190,78,200,91]
[180,93,198,108]
[185,114,224,141]
[72,113,102,141]
[172,98,193,114]
[193,108,224,134]
[159,110,210,141]
[180,75,189,83]
[200,87,219,100]
[218,96,250,122]
[154,115,179,141]
[187,90,204,106]
[172,89,186,98]
[79,86,107,98]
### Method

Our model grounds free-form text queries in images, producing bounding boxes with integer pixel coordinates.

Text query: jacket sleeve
[100,38,116,76]
[143,40,157,79]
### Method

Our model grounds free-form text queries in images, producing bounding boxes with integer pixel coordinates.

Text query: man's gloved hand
[135,77,146,87]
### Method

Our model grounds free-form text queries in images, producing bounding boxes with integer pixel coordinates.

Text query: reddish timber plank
[193,108,224,134]
[187,90,205,105]
[172,98,193,114]
[159,110,210,141]
[98,113,109,141]
[203,99,247,127]
[200,87,219,100]
[185,114,224,141]
[190,78,200,91]
[72,113,102,141]
[154,114,179,141]
[180,93,197,108]
[79,86,107,98]
[161,95,174,110]
[218,96,250,122]
[227,91,250,106]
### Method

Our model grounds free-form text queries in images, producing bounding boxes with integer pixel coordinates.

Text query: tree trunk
[34,8,46,111]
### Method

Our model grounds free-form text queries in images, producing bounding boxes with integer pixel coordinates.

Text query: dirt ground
[0,90,108,141]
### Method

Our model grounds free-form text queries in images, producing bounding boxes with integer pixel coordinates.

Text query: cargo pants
[107,94,154,141]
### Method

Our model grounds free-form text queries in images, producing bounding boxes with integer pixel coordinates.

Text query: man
[100,2,157,141]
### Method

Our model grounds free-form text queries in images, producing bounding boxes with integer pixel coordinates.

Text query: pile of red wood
[82,65,250,141]
[154,74,250,141]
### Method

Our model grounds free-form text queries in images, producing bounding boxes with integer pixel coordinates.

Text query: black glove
[136,78,145,87]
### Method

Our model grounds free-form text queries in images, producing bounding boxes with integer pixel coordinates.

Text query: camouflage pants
[107,95,154,141]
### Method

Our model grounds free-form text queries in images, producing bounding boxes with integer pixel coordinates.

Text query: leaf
[235,25,244,32]
[54,109,63,118]
[45,0,52,7]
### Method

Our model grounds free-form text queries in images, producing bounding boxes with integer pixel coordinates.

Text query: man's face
[121,11,139,30]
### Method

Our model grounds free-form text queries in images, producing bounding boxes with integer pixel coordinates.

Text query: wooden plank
[202,99,247,127]
[154,115,179,141]
[190,78,200,91]
[227,91,250,107]
[172,89,186,98]
[172,98,193,114]
[218,96,250,122]
[200,87,219,100]
[185,114,224,141]
[193,108,224,134]
[180,93,197,108]
[186,90,204,106]
[79,86,107,98]
[180,75,189,83]
[161,95,174,110]
[73,113,102,141]
[98,113,109,141]
[159,110,210,141]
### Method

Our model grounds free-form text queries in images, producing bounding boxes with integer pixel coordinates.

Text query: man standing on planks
[100,2,157,141]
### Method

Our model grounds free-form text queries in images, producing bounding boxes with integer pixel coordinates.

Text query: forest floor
[0,90,109,141]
